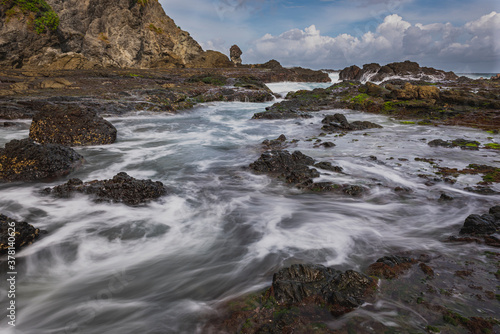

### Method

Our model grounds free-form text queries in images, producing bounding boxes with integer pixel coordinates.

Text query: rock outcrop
[250,150,366,196]
[0,0,231,69]
[339,61,458,82]
[0,138,84,182]
[29,104,117,146]
[42,172,167,205]
[229,44,242,66]
[0,214,41,255]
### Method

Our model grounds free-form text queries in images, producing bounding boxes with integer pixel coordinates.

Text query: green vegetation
[426,325,440,333]
[351,93,369,104]
[148,23,163,34]
[484,143,500,150]
[187,74,227,86]
[400,121,416,124]
[1,0,59,34]
[136,0,156,6]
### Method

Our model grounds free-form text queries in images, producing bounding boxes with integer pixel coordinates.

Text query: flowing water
[1,79,499,334]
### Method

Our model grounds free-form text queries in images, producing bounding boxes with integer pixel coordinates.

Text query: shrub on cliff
[0,0,59,33]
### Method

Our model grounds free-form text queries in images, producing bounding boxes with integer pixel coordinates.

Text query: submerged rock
[0,214,41,255]
[0,138,84,182]
[367,255,417,279]
[29,104,117,146]
[42,172,166,205]
[321,113,382,132]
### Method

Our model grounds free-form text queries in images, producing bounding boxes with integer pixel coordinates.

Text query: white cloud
[246,11,500,71]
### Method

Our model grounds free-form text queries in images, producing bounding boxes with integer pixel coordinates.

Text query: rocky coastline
[1,1,499,332]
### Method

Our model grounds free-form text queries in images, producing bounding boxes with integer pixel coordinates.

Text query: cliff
[0,0,231,69]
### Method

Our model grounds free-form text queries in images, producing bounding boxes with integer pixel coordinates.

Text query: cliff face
[0,0,231,69]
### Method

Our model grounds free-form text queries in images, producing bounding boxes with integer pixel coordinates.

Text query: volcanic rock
[0,214,42,255]
[0,138,84,182]
[29,104,117,146]
[321,113,383,132]
[339,61,458,82]
[271,264,375,316]
[42,172,166,205]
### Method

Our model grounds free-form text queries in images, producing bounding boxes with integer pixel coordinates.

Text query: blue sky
[160,0,500,72]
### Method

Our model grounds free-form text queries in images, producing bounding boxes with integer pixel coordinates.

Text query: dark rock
[367,255,417,279]
[464,186,499,195]
[42,172,166,205]
[29,104,117,146]
[321,141,335,148]
[428,138,480,150]
[339,65,362,81]
[489,205,500,220]
[262,134,287,149]
[322,113,382,132]
[314,161,343,173]
[271,264,375,316]
[0,138,83,182]
[339,61,458,82]
[439,193,454,201]
[0,214,41,255]
[459,214,498,236]
[249,150,318,186]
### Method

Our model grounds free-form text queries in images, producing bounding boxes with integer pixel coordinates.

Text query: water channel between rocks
[1,79,499,333]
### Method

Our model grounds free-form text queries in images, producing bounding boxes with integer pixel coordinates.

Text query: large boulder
[339,61,458,82]
[229,44,242,66]
[271,264,376,316]
[29,104,117,146]
[0,214,42,255]
[0,0,230,69]
[42,172,167,205]
[0,138,84,182]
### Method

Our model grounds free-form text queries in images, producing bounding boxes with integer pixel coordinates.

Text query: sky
[159,0,500,73]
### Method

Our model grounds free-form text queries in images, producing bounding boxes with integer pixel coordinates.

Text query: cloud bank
[246,11,500,72]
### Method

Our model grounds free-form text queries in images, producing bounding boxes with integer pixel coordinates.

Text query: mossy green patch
[400,121,416,124]
[351,93,369,103]
[2,0,59,33]
[484,143,500,150]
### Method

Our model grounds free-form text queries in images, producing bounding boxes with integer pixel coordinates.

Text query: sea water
[1,80,499,333]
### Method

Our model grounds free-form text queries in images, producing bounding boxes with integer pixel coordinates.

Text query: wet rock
[262,134,287,149]
[0,214,41,255]
[313,161,343,173]
[439,193,454,201]
[459,213,498,236]
[271,264,376,315]
[321,113,382,132]
[464,186,499,195]
[42,172,166,205]
[29,104,117,146]
[367,255,417,279]
[0,138,84,182]
[428,138,480,150]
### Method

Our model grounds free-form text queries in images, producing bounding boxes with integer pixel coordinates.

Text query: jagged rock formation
[229,44,242,66]
[0,0,231,69]
[42,172,167,205]
[339,61,458,82]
